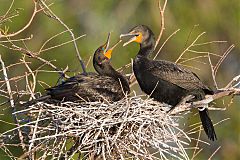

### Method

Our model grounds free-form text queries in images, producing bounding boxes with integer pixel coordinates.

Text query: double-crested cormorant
[35,33,130,103]
[120,25,216,141]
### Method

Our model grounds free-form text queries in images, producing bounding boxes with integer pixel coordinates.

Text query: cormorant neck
[94,62,122,79]
[138,36,155,57]
[100,64,130,93]
[104,65,121,78]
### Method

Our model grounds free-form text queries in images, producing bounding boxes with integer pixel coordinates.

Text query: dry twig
[0,1,42,38]
[38,0,87,74]
[154,0,168,50]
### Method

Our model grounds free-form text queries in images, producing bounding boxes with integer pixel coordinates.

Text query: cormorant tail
[199,107,217,141]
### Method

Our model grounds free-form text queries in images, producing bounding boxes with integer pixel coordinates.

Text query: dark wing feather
[46,74,125,102]
[89,76,126,101]
[147,60,210,91]
[46,74,86,99]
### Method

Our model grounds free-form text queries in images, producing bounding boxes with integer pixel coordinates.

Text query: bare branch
[208,54,218,89]
[213,44,235,77]
[38,0,87,74]
[170,88,240,115]
[0,54,28,153]
[208,146,221,160]
[154,29,180,60]
[154,0,168,50]
[0,1,41,38]
[175,32,206,63]
[0,55,15,109]
[225,75,240,89]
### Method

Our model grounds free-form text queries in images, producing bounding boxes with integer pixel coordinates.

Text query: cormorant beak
[103,32,111,54]
[104,39,122,59]
[120,32,142,46]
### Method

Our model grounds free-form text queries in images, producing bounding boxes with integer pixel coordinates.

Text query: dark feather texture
[46,73,129,102]
[27,36,129,104]
[121,25,216,141]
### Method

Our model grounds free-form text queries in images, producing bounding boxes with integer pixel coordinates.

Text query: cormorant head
[120,25,155,47]
[93,33,121,74]
[94,33,121,64]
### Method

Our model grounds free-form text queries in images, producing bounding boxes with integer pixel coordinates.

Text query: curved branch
[0,1,41,38]
[38,0,87,74]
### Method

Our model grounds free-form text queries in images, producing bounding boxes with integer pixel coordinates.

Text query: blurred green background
[0,0,239,159]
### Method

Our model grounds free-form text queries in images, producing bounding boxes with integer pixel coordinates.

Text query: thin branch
[175,32,206,63]
[154,0,168,50]
[179,55,208,65]
[0,35,33,43]
[0,0,15,21]
[29,109,42,151]
[187,50,222,57]
[194,41,227,46]
[0,54,27,153]
[208,54,218,89]
[0,1,41,38]
[0,55,15,109]
[170,88,240,115]
[154,29,180,60]
[183,24,199,49]
[213,44,235,77]
[208,146,221,160]
[39,34,86,53]
[10,44,69,78]
[225,75,240,89]
[38,29,72,54]
[38,0,87,74]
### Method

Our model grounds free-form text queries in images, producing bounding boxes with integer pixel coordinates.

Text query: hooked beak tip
[120,33,130,39]
[119,34,124,39]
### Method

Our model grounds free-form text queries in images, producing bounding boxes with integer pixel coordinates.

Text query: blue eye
[101,47,105,51]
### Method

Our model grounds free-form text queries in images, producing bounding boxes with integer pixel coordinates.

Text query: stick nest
[8,95,194,160]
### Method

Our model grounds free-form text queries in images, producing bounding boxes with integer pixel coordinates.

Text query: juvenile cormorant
[120,25,216,141]
[36,33,129,103]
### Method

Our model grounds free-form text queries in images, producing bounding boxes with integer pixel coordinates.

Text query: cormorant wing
[147,60,212,92]
[45,74,90,96]
[46,72,98,91]
[90,76,125,94]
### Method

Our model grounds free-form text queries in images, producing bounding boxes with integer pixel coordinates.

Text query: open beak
[104,39,122,59]
[103,32,111,53]
[120,32,139,47]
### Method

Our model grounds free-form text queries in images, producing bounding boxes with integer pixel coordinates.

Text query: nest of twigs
[3,95,197,160]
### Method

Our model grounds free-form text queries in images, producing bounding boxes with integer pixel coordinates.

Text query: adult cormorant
[120,25,216,141]
[35,33,129,103]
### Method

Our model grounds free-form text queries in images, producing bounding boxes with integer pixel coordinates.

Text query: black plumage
[37,34,129,103]
[120,25,216,141]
